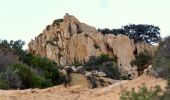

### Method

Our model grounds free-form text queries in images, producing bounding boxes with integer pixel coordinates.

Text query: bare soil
[0,75,167,100]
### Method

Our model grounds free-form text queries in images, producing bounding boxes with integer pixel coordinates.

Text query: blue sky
[0,0,170,49]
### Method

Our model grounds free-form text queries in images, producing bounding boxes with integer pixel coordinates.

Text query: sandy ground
[0,75,167,100]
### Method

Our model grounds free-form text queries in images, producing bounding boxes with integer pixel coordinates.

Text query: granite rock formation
[28,13,155,77]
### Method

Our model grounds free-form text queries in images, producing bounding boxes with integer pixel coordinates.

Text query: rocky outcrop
[28,13,155,77]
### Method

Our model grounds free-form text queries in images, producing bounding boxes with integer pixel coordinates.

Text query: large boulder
[68,73,92,88]
[87,71,121,88]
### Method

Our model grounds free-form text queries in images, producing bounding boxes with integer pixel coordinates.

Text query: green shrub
[8,62,52,89]
[120,81,170,100]
[21,53,62,85]
[0,75,9,89]
[85,54,121,79]
[120,85,162,100]
[153,36,170,79]
[52,19,63,26]
[70,59,82,67]
[131,50,152,76]
[0,49,17,71]
[101,64,121,79]
[161,80,170,100]
[3,67,22,89]
[46,25,51,31]
[0,39,64,89]
[85,54,113,68]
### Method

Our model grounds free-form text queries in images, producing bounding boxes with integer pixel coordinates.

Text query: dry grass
[0,75,167,100]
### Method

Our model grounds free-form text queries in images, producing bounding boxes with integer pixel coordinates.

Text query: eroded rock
[28,13,155,77]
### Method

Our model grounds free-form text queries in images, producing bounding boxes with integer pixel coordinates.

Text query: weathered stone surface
[87,71,120,88]
[68,73,92,88]
[143,65,156,76]
[28,13,155,77]
[105,34,137,76]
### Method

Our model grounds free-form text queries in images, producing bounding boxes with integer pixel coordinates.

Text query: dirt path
[0,75,167,100]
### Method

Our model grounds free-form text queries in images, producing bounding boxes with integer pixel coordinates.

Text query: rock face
[28,13,155,77]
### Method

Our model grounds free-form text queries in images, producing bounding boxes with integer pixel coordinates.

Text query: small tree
[98,24,161,44]
[131,50,152,76]
[122,24,160,44]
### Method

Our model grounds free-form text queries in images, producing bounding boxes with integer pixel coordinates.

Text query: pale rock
[77,23,97,33]
[97,72,107,77]
[28,13,155,77]
[70,22,77,34]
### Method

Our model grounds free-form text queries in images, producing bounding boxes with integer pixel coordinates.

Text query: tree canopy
[98,24,161,44]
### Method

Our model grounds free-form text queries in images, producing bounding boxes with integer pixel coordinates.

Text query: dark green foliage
[0,75,10,89]
[21,53,62,85]
[46,25,51,31]
[58,53,63,58]
[0,39,25,62]
[94,43,100,49]
[120,85,162,100]
[0,39,64,89]
[85,54,121,79]
[153,36,170,79]
[98,24,160,44]
[70,59,82,67]
[0,49,17,71]
[98,28,125,35]
[120,75,131,80]
[85,54,113,68]
[120,83,170,100]
[122,24,160,44]
[53,37,59,42]
[8,62,52,89]
[2,67,22,89]
[161,80,170,100]
[9,40,25,56]
[100,63,121,79]
[131,50,152,76]
[46,40,56,46]
[0,39,25,55]
[52,18,63,26]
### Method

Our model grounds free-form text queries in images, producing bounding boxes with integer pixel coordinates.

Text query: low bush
[46,25,51,31]
[131,50,152,76]
[3,67,22,89]
[120,82,170,100]
[0,39,65,89]
[85,54,121,79]
[153,36,170,79]
[120,85,162,100]
[0,49,17,71]
[21,53,62,85]
[8,62,52,89]
[70,59,82,67]
[85,54,113,69]
[52,19,63,26]
[0,75,9,89]
[101,64,121,79]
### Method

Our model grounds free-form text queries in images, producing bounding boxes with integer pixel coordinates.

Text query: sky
[0,0,170,49]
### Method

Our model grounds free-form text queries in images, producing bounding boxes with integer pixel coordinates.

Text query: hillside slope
[0,75,166,100]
